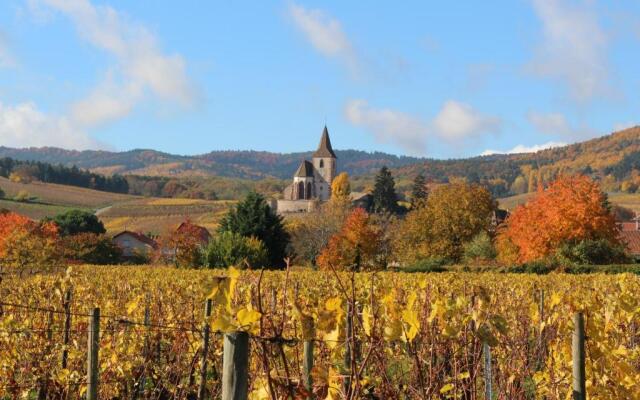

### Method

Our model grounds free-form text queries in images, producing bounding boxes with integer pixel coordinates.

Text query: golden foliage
[394,182,496,263]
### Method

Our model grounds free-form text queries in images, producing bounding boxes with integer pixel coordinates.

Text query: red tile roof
[619,231,640,255]
[113,230,158,249]
[618,222,639,232]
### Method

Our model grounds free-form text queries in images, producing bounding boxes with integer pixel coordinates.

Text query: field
[98,198,234,234]
[499,191,640,213]
[0,177,135,219]
[1,266,638,399]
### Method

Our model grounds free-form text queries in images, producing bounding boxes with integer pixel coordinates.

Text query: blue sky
[0,0,639,158]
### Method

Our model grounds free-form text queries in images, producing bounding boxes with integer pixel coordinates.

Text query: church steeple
[313,125,337,159]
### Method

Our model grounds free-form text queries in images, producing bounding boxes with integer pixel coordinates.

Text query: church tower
[312,125,337,201]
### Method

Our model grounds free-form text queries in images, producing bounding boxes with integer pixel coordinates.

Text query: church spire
[313,125,337,158]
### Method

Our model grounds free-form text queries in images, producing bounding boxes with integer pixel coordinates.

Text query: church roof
[312,126,337,158]
[294,160,314,177]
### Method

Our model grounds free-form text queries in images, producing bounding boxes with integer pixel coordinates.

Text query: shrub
[0,186,4,199]
[463,232,497,263]
[402,257,448,273]
[45,209,106,236]
[504,260,555,274]
[554,239,629,265]
[204,231,268,269]
[14,190,31,202]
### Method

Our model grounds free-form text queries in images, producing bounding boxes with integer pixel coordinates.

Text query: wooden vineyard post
[37,310,55,399]
[61,289,72,369]
[87,307,100,400]
[538,289,545,368]
[222,332,249,400]
[198,299,213,400]
[303,332,314,400]
[572,313,586,400]
[343,302,353,396]
[483,342,492,400]
[135,300,151,399]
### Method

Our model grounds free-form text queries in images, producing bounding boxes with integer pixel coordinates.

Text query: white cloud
[288,3,358,73]
[528,0,610,102]
[2,0,198,150]
[0,102,101,150]
[481,141,567,156]
[344,100,428,155]
[344,99,501,155]
[432,101,502,142]
[36,0,198,127]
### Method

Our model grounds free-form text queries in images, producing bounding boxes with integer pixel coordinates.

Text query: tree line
[0,158,129,193]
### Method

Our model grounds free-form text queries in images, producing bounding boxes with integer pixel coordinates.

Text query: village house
[112,231,158,258]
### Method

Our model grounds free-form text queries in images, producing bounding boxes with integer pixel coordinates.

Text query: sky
[0,0,639,159]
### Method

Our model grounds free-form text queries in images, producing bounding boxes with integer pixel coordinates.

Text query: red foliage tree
[0,212,62,274]
[497,175,620,263]
[317,208,382,271]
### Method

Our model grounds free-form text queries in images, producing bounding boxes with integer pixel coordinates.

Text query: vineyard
[1,266,639,399]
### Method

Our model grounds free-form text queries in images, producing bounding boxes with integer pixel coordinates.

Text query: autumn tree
[156,220,209,267]
[62,233,121,264]
[497,175,622,264]
[288,199,351,266]
[0,212,62,275]
[317,208,382,271]
[394,182,496,264]
[510,175,527,195]
[372,166,398,214]
[411,174,428,208]
[331,172,351,200]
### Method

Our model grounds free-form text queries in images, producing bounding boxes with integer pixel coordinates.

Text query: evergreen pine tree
[411,173,428,208]
[218,191,289,268]
[372,166,398,213]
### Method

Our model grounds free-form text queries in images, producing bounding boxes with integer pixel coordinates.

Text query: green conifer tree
[372,166,398,214]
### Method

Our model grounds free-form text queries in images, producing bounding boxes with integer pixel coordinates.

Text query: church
[276,126,337,213]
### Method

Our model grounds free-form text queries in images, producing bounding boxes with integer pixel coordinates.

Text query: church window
[319,159,324,168]
[297,181,305,200]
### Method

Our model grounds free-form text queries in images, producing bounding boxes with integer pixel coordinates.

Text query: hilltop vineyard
[1,266,639,399]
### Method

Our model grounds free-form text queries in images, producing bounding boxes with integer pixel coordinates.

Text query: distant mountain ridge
[2,126,640,199]
[0,147,425,180]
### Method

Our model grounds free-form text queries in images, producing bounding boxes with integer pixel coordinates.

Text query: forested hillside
[0,147,423,180]
[2,125,640,199]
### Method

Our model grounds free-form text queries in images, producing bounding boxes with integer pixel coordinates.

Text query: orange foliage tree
[156,220,209,267]
[0,212,62,274]
[317,208,382,271]
[497,175,620,264]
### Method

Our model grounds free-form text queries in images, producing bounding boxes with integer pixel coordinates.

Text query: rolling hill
[0,147,423,180]
[0,176,135,219]
[2,125,640,200]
